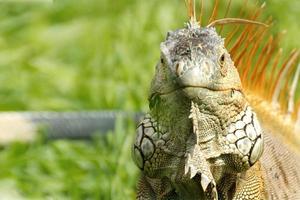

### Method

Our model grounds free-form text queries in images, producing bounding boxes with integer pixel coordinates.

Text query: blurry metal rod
[0,111,142,144]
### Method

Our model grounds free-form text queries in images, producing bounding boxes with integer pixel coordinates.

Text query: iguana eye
[219,53,226,66]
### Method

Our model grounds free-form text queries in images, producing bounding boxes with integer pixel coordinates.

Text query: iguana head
[149,22,264,186]
[150,22,242,97]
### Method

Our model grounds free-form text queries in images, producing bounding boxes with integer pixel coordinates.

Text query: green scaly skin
[132,21,300,199]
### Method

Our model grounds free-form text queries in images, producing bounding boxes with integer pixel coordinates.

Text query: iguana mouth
[182,85,241,92]
[152,86,241,97]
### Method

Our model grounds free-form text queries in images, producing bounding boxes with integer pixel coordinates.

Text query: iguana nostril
[175,63,179,76]
[175,62,184,77]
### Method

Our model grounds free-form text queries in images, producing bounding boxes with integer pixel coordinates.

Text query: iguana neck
[246,93,300,153]
[150,90,192,146]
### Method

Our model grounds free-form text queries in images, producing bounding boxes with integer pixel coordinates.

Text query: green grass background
[0,0,298,199]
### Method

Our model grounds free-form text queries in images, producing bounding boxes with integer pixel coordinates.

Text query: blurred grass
[0,118,137,199]
[0,0,298,199]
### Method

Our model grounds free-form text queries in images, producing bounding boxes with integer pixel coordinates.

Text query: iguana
[132,0,300,199]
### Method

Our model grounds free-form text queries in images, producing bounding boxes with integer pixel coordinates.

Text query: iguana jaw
[182,85,242,93]
[150,86,241,98]
[181,86,243,102]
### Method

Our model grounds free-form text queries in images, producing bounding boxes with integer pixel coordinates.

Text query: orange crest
[185,0,299,121]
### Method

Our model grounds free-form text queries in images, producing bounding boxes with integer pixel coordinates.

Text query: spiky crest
[184,0,299,131]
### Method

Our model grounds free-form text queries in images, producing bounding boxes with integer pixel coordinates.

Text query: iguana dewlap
[132,1,300,199]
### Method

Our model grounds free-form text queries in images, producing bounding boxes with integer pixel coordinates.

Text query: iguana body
[132,1,300,199]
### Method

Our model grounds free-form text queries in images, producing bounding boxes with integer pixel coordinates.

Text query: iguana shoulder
[247,95,300,199]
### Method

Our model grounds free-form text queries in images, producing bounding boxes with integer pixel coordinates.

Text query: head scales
[185,0,300,132]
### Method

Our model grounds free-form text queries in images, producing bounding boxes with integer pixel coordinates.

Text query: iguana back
[261,133,300,198]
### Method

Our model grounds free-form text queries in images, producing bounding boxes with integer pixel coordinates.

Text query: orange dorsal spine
[185,0,299,134]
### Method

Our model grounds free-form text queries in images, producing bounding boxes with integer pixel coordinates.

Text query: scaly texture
[132,0,299,199]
